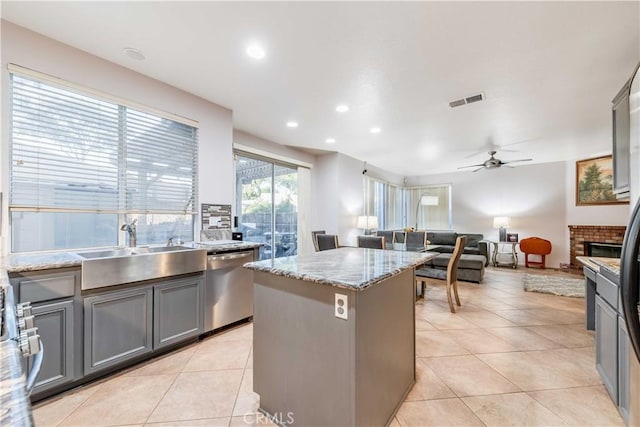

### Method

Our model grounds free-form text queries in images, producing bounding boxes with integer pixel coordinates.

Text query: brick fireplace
[568,225,626,269]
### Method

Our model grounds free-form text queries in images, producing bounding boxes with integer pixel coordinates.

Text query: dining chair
[406,231,427,251]
[393,231,406,250]
[416,236,467,313]
[375,230,395,249]
[357,235,385,249]
[316,234,339,251]
[311,230,326,252]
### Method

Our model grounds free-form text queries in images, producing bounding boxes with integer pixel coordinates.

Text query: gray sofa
[423,231,488,283]
[426,231,489,263]
[375,230,488,283]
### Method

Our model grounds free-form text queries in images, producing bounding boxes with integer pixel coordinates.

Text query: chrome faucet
[120,219,137,247]
[167,236,183,246]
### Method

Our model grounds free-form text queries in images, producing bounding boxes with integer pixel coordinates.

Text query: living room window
[9,67,198,252]
[406,185,452,230]
[364,177,404,230]
[364,178,452,231]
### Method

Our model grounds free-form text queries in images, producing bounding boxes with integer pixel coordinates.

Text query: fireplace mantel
[568,225,626,269]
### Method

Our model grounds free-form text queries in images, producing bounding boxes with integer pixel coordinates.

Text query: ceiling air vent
[449,92,485,108]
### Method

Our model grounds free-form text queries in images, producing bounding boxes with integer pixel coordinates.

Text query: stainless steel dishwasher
[205,250,255,332]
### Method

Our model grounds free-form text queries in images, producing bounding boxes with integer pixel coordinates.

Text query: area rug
[523,273,585,298]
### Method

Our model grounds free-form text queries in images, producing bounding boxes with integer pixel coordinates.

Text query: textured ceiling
[2,1,639,175]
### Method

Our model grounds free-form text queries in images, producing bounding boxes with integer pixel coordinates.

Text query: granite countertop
[186,240,263,253]
[0,241,262,274]
[1,252,83,273]
[0,339,34,427]
[0,340,33,427]
[244,247,438,291]
[0,284,34,427]
[576,256,620,277]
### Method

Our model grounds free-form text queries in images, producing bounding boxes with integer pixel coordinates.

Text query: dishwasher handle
[207,251,254,268]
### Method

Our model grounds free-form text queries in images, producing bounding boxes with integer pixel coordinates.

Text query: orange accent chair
[520,237,552,269]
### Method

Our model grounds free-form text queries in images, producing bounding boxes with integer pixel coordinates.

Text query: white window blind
[11,75,120,211]
[125,109,198,213]
[10,73,198,215]
[407,185,452,230]
[9,71,198,252]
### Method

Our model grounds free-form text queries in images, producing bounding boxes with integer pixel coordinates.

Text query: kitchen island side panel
[253,271,356,426]
[355,268,415,426]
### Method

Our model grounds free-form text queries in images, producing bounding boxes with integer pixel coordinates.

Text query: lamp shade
[493,216,511,228]
[420,195,439,206]
[356,215,379,229]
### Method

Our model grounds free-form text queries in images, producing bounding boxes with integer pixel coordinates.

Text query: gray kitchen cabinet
[10,268,81,398]
[28,300,75,393]
[612,78,631,198]
[153,275,204,349]
[618,315,630,423]
[584,266,597,330]
[596,294,619,402]
[84,286,153,375]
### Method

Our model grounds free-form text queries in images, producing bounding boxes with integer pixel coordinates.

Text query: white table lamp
[493,216,511,242]
[357,216,379,235]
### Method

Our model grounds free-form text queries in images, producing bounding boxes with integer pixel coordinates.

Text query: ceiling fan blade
[501,158,532,164]
[471,167,485,172]
[457,163,486,169]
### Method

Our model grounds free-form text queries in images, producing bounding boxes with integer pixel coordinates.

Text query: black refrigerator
[620,61,640,427]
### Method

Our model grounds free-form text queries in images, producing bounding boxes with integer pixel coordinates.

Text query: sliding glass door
[235,154,298,260]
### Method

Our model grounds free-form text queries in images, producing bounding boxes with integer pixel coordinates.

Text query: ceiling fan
[458,150,533,172]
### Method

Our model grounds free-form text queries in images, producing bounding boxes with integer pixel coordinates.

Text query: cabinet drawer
[14,271,77,303]
[596,274,618,309]
[584,266,597,282]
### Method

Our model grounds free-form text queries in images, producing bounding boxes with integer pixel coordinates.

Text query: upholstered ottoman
[428,253,486,283]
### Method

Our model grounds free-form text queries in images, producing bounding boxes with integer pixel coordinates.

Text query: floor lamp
[415,193,439,230]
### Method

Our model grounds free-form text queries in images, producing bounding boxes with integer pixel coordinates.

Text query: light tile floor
[32,268,625,427]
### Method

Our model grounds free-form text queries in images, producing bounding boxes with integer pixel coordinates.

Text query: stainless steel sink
[132,245,193,254]
[78,246,207,290]
[76,248,135,259]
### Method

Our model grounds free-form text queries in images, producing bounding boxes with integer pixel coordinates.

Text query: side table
[486,240,518,268]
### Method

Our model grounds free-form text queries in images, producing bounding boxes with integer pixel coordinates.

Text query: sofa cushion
[415,267,447,280]
[463,247,481,255]
[460,233,483,248]
[433,253,486,269]
[432,246,454,254]
[428,231,458,245]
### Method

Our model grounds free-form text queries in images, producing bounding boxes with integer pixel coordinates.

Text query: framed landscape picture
[576,155,628,206]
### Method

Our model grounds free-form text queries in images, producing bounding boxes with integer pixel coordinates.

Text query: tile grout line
[141,345,200,426]
[228,341,254,423]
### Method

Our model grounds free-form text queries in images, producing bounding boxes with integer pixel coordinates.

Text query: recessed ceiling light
[325,138,336,144]
[335,105,349,113]
[370,127,381,134]
[123,47,145,61]
[286,121,299,128]
[246,43,266,59]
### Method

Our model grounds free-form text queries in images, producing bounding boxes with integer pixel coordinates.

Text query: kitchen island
[244,247,437,427]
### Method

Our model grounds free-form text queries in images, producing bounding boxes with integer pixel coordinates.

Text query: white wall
[233,130,315,166]
[406,160,630,268]
[0,21,233,253]
[311,151,405,246]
